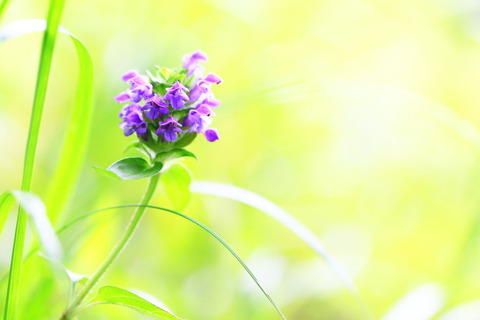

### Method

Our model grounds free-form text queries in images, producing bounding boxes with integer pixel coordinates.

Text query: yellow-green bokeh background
[2,0,480,319]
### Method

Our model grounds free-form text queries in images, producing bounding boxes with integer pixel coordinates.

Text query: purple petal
[183,50,208,75]
[204,73,223,84]
[122,125,135,137]
[183,110,200,127]
[128,75,149,86]
[196,104,214,116]
[122,70,139,82]
[164,131,178,142]
[204,128,219,142]
[115,92,131,103]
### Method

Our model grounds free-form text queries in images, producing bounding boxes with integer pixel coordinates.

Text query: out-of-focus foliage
[2,0,480,319]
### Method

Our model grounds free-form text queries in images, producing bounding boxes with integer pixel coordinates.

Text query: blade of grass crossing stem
[0,0,69,316]
[190,181,373,319]
[190,181,357,293]
[56,205,287,320]
[0,19,94,224]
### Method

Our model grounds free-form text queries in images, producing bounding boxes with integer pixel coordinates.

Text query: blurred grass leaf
[190,182,361,297]
[160,163,192,211]
[76,285,182,320]
[99,157,163,180]
[437,299,480,320]
[381,283,444,320]
[0,18,94,224]
[0,190,63,260]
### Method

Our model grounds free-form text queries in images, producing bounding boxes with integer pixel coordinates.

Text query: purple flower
[183,50,208,76]
[189,73,223,103]
[164,82,189,109]
[142,94,169,119]
[115,71,153,104]
[195,103,216,116]
[119,104,148,140]
[183,109,211,133]
[156,116,183,142]
[204,128,220,142]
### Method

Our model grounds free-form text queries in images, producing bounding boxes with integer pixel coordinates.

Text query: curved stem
[61,174,160,319]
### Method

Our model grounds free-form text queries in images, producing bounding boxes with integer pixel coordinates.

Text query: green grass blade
[0,11,95,320]
[57,205,287,320]
[1,0,67,318]
[0,19,94,224]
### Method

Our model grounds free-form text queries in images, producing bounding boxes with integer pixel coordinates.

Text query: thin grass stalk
[3,0,67,318]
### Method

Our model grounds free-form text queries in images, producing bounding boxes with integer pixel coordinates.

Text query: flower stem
[61,174,160,319]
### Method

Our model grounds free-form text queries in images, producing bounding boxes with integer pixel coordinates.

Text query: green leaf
[156,66,174,81]
[79,285,181,320]
[172,132,197,149]
[161,163,192,211]
[92,166,121,179]
[154,148,196,163]
[106,157,163,180]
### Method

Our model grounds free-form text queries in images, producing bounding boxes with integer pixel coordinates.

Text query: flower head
[114,50,223,158]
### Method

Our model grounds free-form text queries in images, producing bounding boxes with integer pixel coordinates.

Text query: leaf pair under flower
[95,148,195,181]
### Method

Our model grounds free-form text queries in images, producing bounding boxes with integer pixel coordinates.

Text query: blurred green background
[2,0,480,319]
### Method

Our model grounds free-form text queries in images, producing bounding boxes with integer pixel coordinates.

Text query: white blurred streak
[0,19,70,42]
[382,283,445,320]
[11,191,63,261]
[190,181,359,296]
[437,300,480,320]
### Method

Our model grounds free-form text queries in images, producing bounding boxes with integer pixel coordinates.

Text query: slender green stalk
[61,174,161,319]
[4,1,66,319]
